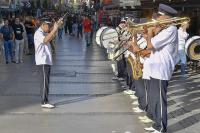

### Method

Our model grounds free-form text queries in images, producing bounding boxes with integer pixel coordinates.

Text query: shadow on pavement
[168,70,200,133]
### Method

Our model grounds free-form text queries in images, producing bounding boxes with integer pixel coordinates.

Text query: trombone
[113,17,190,60]
[103,17,190,40]
[127,17,190,31]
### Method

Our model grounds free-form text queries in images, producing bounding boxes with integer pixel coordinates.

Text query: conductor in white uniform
[34,18,62,109]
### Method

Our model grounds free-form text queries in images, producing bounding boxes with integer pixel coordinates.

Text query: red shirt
[83,18,92,32]
[98,10,104,25]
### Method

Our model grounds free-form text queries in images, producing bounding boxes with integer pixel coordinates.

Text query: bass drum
[100,27,119,49]
[96,26,108,47]
[185,36,200,60]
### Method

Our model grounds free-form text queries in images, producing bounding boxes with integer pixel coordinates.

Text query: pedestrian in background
[72,20,78,36]
[21,17,29,55]
[0,19,15,64]
[83,15,92,46]
[64,14,69,34]
[77,15,83,38]
[13,17,24,63]
[67,15,73,35]
[90,16,96,43]
[0,19,4,59]
[58,17,63,39]
[25,16,35,54]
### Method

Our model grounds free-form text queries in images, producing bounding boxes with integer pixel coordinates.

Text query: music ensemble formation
[33,2,199,133]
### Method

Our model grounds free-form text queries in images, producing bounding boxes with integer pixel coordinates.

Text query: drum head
[185,36,200,60]
[96,26,108,46]
[100,27,119,49]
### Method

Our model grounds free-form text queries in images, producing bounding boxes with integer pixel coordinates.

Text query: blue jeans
[4,40,14,61]
[178,50,187,75]
[58,28,63,39]
[84,32,91,45]
[15,39,24,63]
[27,33,34,46]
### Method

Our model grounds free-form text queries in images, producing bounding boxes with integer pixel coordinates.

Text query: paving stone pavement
[0,35,199,133]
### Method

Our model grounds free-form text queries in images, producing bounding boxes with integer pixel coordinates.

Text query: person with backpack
[0,19,15,64]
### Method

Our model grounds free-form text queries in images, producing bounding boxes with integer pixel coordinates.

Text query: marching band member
[115,18,129,83]
[130,30,152,122]
[143,4,178,133]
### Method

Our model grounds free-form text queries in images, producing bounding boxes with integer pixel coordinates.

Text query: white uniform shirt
[142,57,151,80]
[178,27,189,50]
[34,27,53,65]
[148,25,178,81]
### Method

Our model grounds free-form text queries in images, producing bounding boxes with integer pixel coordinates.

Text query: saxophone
[127,52,143,80]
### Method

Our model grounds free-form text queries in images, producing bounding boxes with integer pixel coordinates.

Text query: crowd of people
[64,13,97,46]
[0,12,97,64]
[0,15,38,64]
